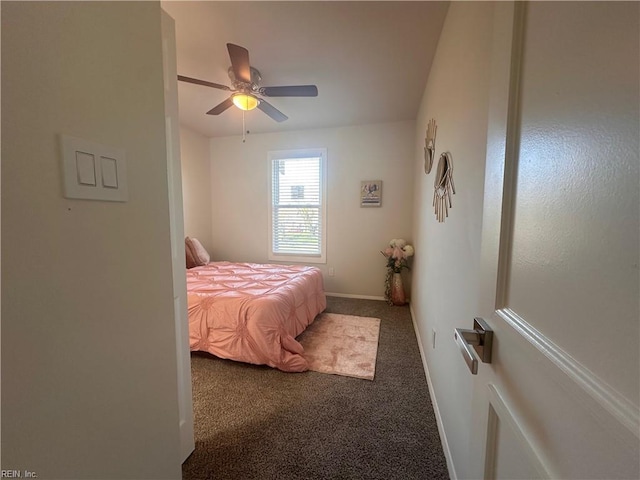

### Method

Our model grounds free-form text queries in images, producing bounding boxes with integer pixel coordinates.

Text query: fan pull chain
[242,110,246,143]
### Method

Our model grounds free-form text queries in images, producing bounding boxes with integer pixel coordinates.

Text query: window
[268,148,327,264]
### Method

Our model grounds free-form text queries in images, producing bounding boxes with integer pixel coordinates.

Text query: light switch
[101,156,118,189]
[76,151,96,186]
[61,135,128,202]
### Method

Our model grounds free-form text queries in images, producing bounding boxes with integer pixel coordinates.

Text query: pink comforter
[186,261,326,372]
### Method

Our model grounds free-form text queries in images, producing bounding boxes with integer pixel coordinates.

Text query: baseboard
[325,292,386,301]
[409,303,457,480]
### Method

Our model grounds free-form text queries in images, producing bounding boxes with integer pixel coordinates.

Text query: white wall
[2,3,182,479]
[209,121,415,298]
[410,3,494,479]
[180,125,213,253]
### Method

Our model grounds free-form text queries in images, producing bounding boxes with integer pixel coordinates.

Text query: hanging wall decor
[424,118,437,174]
[433,152,456,222]
[360,180,382,207]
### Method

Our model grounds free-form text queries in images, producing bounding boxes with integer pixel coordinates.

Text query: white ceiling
[161,1,449,138]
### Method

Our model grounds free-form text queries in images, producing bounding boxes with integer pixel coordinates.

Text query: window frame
[267,148,327,264]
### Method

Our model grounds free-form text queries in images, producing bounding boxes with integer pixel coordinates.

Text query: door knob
[454,317,493,375]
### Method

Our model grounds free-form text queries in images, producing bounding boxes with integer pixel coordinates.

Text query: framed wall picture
[360,180,382,207]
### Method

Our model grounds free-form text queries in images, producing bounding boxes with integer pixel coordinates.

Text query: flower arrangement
[381,239,414,304]
[381,239,414,273]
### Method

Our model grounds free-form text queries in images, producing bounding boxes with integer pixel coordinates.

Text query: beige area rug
[298,313,381,381]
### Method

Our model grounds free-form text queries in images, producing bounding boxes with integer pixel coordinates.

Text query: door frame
[161,9,195,464]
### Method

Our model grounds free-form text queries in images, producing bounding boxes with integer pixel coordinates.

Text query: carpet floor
[182,296,449,480]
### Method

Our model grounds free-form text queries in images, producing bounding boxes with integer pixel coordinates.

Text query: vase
[390,272,406,306]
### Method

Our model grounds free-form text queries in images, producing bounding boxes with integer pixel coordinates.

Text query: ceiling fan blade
[261,85,318,97]
[257,100,288,122]
[206,97,234,115]
[177,75,231,91]
[227,43,251,84]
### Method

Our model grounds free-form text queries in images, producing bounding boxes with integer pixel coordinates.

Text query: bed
[186,260,326,372]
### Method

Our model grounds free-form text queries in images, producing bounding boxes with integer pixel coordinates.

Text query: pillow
[185,238,198,269]
[186,237,210,266]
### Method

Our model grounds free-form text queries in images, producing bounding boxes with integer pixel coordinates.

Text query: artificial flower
[381,238,414,273]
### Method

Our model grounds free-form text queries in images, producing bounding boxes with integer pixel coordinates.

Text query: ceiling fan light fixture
[232,93,259,111]
[177,44,315,123]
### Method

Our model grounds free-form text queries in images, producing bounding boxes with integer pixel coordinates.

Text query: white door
[161,10,195,463]
[462,3,639,479]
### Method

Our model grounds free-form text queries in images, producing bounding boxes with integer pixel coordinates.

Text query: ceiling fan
[177,43,318,123]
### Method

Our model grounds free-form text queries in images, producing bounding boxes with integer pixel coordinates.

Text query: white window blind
[269,149,326,263]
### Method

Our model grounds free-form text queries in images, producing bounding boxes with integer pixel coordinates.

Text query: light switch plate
[61,135,128,202]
